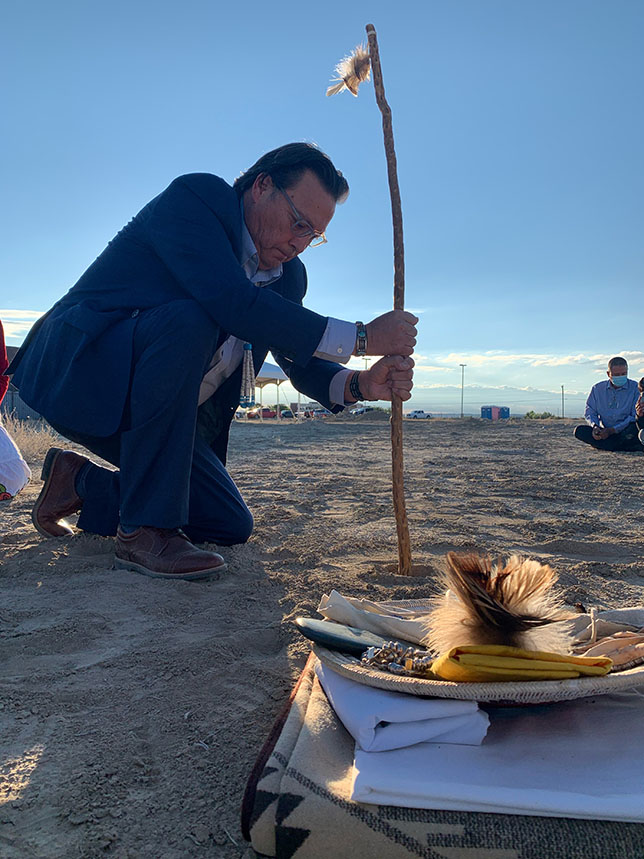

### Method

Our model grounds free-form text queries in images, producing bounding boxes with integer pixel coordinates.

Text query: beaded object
[361,641,435,678]
[240,343,256,408]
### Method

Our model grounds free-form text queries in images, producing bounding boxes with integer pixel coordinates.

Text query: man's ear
[251,173,273,202]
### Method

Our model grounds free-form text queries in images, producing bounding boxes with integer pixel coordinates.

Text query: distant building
[481,406,510,420]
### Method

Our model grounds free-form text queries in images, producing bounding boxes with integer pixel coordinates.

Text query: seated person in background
[573,356,641,452]
[636,377,644,445]
[0,319,31,500]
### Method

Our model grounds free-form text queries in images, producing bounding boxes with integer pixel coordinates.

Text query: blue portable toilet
[481,406,493,420]
[499,407,510,419]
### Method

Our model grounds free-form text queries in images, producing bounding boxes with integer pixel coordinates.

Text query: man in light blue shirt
[573,357,642,451]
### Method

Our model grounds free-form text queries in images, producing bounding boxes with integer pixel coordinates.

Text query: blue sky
[2,0,643,415]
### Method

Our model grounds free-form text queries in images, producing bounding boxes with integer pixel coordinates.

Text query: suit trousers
[573,421,643,452]
[49,300,253,545]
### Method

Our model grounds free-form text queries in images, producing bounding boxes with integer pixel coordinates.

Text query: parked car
[279,409,294,419]
[312,408,331,418]
[350,405,375,415]
[407,409,431,419]
[247,407,277,419]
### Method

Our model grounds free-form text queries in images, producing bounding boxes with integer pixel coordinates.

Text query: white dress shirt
[198,219,355,406]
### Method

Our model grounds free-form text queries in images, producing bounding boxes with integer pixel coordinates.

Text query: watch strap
[355,321,367,356]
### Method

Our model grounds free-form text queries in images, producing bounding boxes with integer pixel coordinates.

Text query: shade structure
[253,360,289,420]
[255,360,288,388]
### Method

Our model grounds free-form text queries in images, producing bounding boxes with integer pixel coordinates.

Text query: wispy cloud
[415,364,452,373]
[434,350,589,368]
[0,309,44,340]
[415,381,588,396]
[417,350,644,374]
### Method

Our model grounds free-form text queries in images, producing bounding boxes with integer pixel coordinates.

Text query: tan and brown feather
[421,552,575,654]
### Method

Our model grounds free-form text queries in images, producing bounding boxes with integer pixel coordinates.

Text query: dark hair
[639,377,644,391]
[233,142,349,202]
[608,356,627,371]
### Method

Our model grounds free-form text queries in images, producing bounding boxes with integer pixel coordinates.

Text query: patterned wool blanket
[241,653,644,858]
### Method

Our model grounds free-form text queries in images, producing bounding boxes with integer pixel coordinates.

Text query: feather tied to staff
[326,44,371,97]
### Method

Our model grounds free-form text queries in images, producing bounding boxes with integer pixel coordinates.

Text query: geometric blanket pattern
[241,654,644,858]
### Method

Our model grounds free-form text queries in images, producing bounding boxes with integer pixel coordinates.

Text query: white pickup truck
[407,410,431,419]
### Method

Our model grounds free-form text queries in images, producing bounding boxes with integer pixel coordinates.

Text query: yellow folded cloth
[431,644,613,682]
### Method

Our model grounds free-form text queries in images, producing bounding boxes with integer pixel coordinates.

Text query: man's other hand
[592,426,613,440]
[358,355,414,402]
[363,311,418,357]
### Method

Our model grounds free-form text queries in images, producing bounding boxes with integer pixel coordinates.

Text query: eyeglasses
[275,185,328,248]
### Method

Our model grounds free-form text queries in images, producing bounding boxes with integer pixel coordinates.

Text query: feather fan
[421,552,575,654]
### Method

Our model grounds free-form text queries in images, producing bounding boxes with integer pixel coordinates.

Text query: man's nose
[289,235,311,254]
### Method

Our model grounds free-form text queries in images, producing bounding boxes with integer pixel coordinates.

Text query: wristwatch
[355,321,367,356]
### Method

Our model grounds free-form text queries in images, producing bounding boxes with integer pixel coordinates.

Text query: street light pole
[459,364,466,418]
[561,385,565,419]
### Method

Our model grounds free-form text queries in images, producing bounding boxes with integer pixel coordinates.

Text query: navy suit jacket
[8,174,345,459]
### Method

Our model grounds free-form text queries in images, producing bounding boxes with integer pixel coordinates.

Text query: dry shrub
[1,413,62,466]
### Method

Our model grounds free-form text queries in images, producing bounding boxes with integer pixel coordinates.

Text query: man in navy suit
[6,143,416,580]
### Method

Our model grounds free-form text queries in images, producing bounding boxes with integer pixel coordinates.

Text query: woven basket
[313,645,644,705]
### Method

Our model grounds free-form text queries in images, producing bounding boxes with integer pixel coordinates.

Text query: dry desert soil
[1,416,643,857]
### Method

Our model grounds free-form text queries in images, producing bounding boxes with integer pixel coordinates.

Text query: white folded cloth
[317,590,432,645]
[352,690,644,822]
[0,423,31,499]
[315,662,489,752]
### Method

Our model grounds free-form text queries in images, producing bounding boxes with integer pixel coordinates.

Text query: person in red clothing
[0,319,9,404]
[0,319,32,499]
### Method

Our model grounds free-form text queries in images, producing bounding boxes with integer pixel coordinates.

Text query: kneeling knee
[228,508,254,545]
[236,509,255,543]
[190,507,253,546]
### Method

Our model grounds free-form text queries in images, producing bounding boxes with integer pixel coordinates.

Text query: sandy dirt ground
[1,416,643,857]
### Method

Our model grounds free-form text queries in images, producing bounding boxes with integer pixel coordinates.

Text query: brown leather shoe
[114,527,227,580]
[32,448,89,537]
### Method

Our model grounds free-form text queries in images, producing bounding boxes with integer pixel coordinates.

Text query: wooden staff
[365,24,412,575]
[326,27,413,575]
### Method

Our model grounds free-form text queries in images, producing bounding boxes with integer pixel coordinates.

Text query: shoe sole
[113,557,228,581]
[32,448,68,538]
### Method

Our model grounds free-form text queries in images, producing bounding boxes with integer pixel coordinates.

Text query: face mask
[611,375,628,387]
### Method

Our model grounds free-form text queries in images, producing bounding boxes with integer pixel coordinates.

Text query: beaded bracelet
[349,371,364,402]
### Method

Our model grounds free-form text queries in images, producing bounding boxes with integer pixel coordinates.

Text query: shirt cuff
[329,368,354,406]
[612,420,632,433]
[314,318,356,363]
